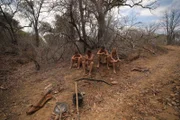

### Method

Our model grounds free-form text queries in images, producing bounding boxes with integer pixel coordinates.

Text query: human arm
[87,54,94,61]
[78,54,83,58]
[105,50,109,56]
[111,53,121,62]
[116,52,121,61]
[97,50,104,55]
[71,55,76,60]
[73,54,82,59]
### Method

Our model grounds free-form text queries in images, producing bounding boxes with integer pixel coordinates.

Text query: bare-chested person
[82,50,94,76]
[70,51,82,69]
[97,46,109,68]
[107,48,121,73]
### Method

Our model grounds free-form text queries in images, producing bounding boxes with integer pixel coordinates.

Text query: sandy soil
[0,46,179,120]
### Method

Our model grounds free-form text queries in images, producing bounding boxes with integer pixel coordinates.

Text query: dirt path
[81,46,180,120]
[0,46,180,120]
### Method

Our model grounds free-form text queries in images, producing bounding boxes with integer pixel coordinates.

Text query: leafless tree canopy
[1,0,179,70]
[162,10,180,45]
[0,0,20,45]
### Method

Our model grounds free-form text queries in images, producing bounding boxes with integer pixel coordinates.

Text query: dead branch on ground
[75,78,112,86]
[131,67,150,73]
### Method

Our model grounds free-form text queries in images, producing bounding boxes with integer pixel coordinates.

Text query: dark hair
[87,49,91,54]
[74,50,78,54]
[101,46,105,50]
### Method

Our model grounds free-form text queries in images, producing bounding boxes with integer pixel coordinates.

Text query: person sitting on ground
[82,50,94,76]
[97,46,109,68]
[107,48,121,73]
[70,51,82,69]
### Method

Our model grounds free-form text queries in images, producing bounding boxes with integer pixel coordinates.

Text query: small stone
[111,81,118,85]
[176,86,180,89]
[172,97,176,100]
[167,103,172,106]
[53,90,59,94]
[171,101,176,105]
[166,98,171,101]
[170,94,175,97]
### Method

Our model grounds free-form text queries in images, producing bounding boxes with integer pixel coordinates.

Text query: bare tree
[143,23,160,44]
[19,0,53,47]
[54,0,157,50]
[78,0,87,52]
[0,0,20,45]
[162,10,180,45]
[54,0,92,52]
[87,0,157,46]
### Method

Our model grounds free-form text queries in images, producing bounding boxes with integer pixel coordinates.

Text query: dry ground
[0,46,180,120]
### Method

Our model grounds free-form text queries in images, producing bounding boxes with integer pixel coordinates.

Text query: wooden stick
[75,82,80,120]
[59,112,62,120]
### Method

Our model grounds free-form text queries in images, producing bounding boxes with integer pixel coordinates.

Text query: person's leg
[69,58,74,69]
[117,60,121,69]
[77,57,81,69]
[97,55,100,68]
[89,61,94,76]
[113,62,116,73]
[106,56,111,69]
[82,61,86,74]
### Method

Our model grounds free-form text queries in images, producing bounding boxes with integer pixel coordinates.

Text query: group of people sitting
[69,46,121,76]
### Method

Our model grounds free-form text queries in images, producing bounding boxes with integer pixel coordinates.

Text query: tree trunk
[30,58,40,71]
[6,27,17,45]
[167,33,173,45]
[89,0,106,48]
[79,0,87,52]
[35,27,40,47]
[34,60,40,71]
[0,6,18,45]
[69,0,91,52]
[167,35,170,45]
[97,13,106,47]
[9,25,18,45]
